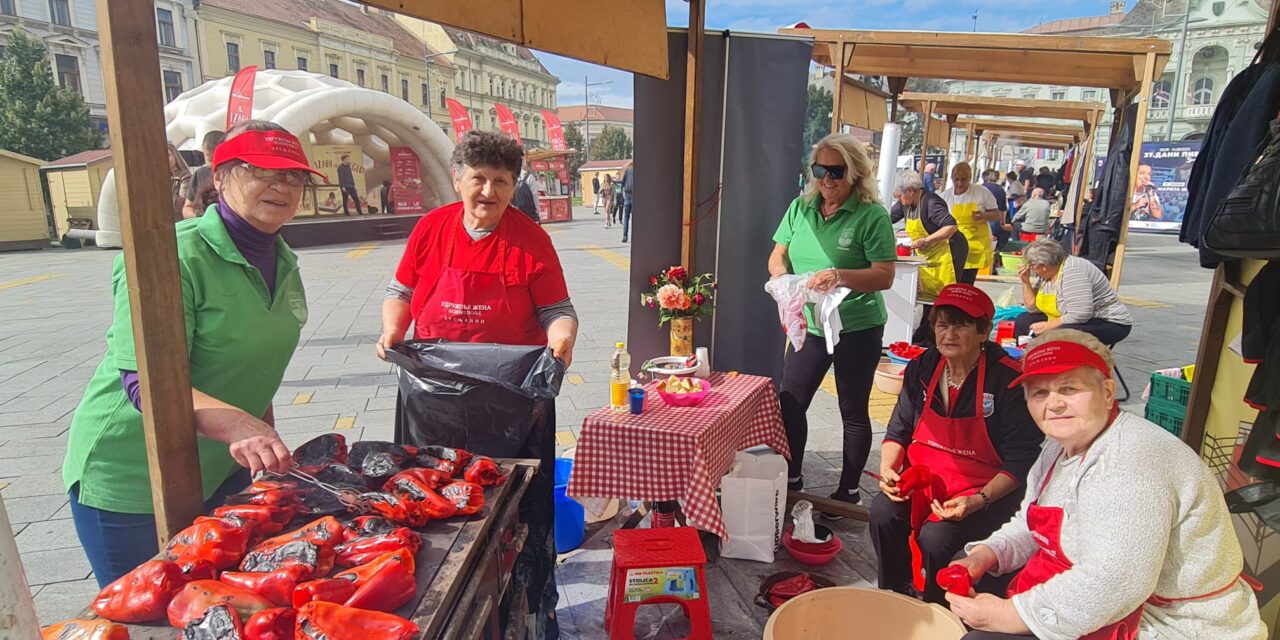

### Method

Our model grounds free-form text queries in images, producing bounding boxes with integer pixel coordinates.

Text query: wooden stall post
[679,0,706,271]
[918,100,934,175]
[829,42,850,135]
[95,0,204,542]
[1110,52,1158,291]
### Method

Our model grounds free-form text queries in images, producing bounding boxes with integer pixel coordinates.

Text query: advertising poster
[389,147,426,215]
[1129,140,1201,232]
[542,110,567,150]
[494,103,522,144]
[225,66,257,130]
[445,98,473,141]
[312,144,365,214]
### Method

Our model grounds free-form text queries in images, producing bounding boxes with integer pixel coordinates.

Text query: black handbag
[1202,116,1280,259]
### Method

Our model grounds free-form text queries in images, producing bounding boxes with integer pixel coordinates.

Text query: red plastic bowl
[656,378,711,407]
[783,527,843,566]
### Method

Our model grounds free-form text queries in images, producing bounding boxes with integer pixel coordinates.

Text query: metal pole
[1165,7,1192,140]
[583,74,589,160]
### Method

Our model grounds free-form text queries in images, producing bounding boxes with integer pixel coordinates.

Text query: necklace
[945,361,977,390]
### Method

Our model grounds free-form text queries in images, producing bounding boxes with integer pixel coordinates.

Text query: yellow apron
[1034,279,1062,319]
[951,201,993,270]
[905,214,955,301]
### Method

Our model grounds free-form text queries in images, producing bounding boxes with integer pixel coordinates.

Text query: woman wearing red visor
[944,330,1266,639]
[62,121,324,585]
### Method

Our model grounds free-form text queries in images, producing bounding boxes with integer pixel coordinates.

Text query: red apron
[1007,451,1259,640]
[413,212,546,345]
[906,356,1005,531]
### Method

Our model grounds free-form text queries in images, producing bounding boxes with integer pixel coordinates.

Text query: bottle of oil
[610,342,631,412]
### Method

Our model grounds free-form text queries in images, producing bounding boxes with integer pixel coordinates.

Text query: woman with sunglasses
[768,133,897,506]
[62,120,322,586]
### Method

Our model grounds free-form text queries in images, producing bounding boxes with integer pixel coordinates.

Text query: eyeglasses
[810,163,847,181]
[240,164,310,187]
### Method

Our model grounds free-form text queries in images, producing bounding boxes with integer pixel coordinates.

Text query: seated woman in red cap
[63,120,325,585]
[944,330,1267,640]
[871,283,1044,606]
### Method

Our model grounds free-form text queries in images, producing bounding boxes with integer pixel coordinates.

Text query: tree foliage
[564,123,586,184]
[0,31,102,161]
[803,84,833,155]
[896,78,948,155]
[589,125,632,161]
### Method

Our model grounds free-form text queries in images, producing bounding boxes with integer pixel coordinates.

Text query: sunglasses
[810,163,847,181]
[240,164,311,187]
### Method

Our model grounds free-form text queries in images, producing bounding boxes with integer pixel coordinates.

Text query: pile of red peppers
[43,436,507,640]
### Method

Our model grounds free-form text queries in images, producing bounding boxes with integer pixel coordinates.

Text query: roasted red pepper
[343,515,400,540]
[90,559,188,623]
[334,527,421,568]
[167,580,272,629]
[291,578,357,609]
[896,465,934,498]
[239,539,336,580]
[258,515,344,549]
[385,474,457,520]
[359,491,429,527]
[164,517,252,570]
[219,566,309,607]
[295,601,419,640]
[333,549,416,589]
[182,559,218,582]
[194,515,264,547]
[342,551,417,612]
[935,565,973,596]
[224,487,303,510]
[384,468,451,491]
[211,505,293,539]
[463,456,505,486]
[180,603,243,639]
[415,446,473,476]
[244,607,297,640]
[293,434,349,474]
[439,481,485,516]
[40,618,130,640]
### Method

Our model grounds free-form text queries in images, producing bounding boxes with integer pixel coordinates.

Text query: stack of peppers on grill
[42,434,506,640]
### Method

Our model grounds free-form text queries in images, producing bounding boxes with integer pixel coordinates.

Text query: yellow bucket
[763,587,966,640]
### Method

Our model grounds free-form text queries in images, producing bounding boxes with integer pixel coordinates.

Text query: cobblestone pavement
[0,207,1208,625]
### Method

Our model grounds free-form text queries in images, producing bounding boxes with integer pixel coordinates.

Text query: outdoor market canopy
[898,93,1107,129]
[955,117,1086,142]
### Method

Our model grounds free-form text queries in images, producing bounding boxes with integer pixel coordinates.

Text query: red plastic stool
[604,527,712,640]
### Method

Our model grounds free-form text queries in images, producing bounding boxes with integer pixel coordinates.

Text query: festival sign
[389,147,426,215]
[1129,140,1201,232]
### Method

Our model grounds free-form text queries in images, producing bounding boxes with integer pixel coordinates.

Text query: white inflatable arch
[95,70,456,248]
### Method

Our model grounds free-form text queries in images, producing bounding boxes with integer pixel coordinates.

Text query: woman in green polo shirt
[63,120,324,586]
[768,133,897,507]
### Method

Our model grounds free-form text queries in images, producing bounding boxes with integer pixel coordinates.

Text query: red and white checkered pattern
[566,372,790,538]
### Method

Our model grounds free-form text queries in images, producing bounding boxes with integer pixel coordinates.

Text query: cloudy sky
[537,0,1124,108]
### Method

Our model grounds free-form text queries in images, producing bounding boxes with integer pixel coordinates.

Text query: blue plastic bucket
[553,458,585,553]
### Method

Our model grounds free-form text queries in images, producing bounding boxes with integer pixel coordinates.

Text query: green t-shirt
[773,194,897,335]
[63,210,308,513]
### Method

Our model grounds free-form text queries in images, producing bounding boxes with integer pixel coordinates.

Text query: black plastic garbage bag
[387,340,564,456]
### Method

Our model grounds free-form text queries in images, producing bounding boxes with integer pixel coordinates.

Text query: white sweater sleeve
[966,446,1054,574]
[1011,463,1176,640]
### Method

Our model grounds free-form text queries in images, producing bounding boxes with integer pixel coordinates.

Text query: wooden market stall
[779,28,1170,290]
[525,148,575,223]
[0,149,49,252]
[42,149,113,244]
[577,159,630,209]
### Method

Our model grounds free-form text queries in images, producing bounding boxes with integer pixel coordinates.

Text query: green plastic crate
[1149,372,1192,407]
[1144,396,1186,437]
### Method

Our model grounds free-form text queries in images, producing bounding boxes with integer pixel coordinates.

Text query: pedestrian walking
[592,174,602,214]
[620,161,634,243]
[611,174,624,229]
[338,153,363,216]
[601,174,615,228]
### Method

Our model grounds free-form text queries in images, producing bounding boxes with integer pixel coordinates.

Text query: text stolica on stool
[605,527,713,640]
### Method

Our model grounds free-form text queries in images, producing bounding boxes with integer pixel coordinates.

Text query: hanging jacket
[1088,103,1138,232]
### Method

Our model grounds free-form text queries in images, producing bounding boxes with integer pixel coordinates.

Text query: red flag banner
[225,66,258,130]
[444,98,473,141]
[541,110,567,151]
[494,103,521,145]
[389,147,426,215]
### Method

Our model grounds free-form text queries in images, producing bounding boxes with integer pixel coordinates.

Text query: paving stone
[1,473,67,498]
[273,415,342,435]
[33,576,99,623]
[20,548,92,587]
[0,436,68,460]
[274,399,369,420]
[4,494,67,524]
[15,518,81,553]
[0,454,65,479]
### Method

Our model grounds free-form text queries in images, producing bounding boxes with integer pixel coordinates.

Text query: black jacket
[337,163,356,189]
[885,343,1044,484]
[513,182,540,223]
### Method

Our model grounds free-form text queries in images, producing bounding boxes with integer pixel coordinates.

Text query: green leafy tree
[564,123,586,181]
[589,125,632,160]
[0,31,102,160]
[803,84,833,154]
[897,78,948,156]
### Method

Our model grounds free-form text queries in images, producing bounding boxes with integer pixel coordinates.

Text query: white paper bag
[719,451,788,563]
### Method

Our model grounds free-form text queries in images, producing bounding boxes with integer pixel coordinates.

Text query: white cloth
[764,273,851,354]
[967,412,1267,640]
[940,184,999,217]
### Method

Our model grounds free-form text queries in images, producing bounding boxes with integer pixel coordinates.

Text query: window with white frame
[48,0,70,26]
[1050,90,1066,100]
[1150,80,1171,108]
[1,0,15,16]
[226,41,240,72]
[263,48,276,70]
[1082,89,1098,101]
[402,78,409,102]
[296,53,308,71]
[1192,77,1214,105]
[55,53,80,94]
[356,66,366,87]
[163,70,183,102]
[157,9,176,47]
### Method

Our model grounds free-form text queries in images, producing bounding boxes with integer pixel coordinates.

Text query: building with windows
[945,0,1270,159]
[557,104,634,143]
[396,18,558,147]
[195,0,455,131]
[0,0,201,131]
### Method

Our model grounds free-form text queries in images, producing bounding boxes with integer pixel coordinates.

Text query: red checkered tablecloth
[565,372,790,538]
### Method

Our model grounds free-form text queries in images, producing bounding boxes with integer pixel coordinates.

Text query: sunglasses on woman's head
[810,163,847,180]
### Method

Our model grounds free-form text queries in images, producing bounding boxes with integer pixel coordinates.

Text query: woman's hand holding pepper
[878,467,907,503]
[227,415,292,477]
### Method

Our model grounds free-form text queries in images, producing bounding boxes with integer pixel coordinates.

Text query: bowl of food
[656,376,711,407]
[874,361,907,395]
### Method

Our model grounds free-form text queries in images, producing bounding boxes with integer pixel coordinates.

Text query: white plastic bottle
[610,342,631,412]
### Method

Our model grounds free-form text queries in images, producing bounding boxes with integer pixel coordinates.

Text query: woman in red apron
[944,332,1267,640]
[376,131,579,640]
[871,284,1044,605]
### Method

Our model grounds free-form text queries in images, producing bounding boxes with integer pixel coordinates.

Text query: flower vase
[669,317,693,357]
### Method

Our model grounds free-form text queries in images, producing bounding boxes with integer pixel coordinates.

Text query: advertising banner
[445,98,473,141]
[495,103,521,144]
[389,147,426,215]
[1130,140,1201,232]
[542,110,567,150]
[312,144,365,214]
[225,66,258,130]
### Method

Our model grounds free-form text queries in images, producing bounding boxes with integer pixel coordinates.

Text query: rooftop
[44,149,111,169]
[558,105,634,124]
[440,24,551,76]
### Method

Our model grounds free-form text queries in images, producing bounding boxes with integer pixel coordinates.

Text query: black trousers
[778,326,883,491]
[340,185,362,215]
[1012,312,1132,346]
[869,491,1022,605]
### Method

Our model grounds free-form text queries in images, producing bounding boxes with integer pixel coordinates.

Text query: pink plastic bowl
[656,378,711,407]
[783,527,843,566]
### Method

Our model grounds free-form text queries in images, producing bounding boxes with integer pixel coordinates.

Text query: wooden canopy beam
[899,93,1103,126]
[95,0,204,542]
[1110,52,1159,292]
[955,117,1086,139]
[680,0,705,271]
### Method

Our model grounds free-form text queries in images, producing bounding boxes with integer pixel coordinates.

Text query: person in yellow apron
[940,162,1001,285]
[1011,239,1135,346]
[891,171,964,301]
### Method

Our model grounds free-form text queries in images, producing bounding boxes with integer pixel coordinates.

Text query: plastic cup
[629,387,646,414]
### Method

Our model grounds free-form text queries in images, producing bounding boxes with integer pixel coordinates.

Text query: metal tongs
[269,465,370,513]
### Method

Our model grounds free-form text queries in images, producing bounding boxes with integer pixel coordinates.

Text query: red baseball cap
[211,129,325,178]
[1007,340,1112,387]
[933,284,995,322]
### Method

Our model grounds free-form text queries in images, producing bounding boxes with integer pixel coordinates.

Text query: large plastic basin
[553,458,584,553]
[763,587,965,640]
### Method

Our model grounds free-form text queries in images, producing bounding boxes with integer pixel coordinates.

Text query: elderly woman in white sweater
[943,329,1266,640]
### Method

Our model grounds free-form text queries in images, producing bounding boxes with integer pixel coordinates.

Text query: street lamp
[583,77,613,159]
[422,50,458,119]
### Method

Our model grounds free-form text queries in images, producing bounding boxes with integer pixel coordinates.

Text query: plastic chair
[1107,342,1131,403]
[604,527,712,640]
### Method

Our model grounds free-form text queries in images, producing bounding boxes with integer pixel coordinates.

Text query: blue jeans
[621,197,633,241]
[70,468,251,587]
